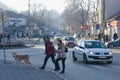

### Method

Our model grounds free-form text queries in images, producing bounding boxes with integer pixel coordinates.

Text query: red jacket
[45,40,55,55]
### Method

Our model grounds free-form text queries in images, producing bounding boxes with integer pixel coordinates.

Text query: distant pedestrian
[94,34,98,40]
[54,39,67,73]
[0,34,2,45]
[98,32,103,41]
[113,32,118,41]
[40,36,56,70]
[7,34,11,44]
[103,34,109,43]
[88,32,91,38]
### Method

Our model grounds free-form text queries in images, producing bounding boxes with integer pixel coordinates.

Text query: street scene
[0,0,120,80]
[0,38,120,80]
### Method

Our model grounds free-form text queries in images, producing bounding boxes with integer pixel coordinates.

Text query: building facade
[97,0,120,40]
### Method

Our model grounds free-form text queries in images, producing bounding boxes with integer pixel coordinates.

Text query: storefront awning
[105,11,120,22]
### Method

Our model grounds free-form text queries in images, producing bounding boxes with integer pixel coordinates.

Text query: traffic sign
[96,24,100,29]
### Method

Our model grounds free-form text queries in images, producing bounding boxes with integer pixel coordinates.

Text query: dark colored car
[106,38,120,48]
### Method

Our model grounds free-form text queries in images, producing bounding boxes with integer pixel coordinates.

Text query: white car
[72,40,113,64]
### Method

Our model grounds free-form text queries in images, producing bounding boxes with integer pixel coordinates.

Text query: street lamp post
[1,12,6,63]
[28,0,31,41]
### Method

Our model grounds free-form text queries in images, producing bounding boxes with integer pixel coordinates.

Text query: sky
[0,0,67,13]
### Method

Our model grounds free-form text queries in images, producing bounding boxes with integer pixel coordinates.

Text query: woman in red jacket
[40,36,56,70]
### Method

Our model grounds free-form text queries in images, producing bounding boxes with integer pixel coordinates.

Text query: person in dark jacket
[98,32,103,41]
[103,33,109,43]
[7,34,11,44]
[40,36,56,70]
[113,32,118,41]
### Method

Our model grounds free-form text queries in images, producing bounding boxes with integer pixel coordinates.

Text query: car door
[73,41,81,59]
[77,41,85,60]
[75,41,81,54]
[79,41,85,55]
[77,41,84,55]
[116,39,120,47]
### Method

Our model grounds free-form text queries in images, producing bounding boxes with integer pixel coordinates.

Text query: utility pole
[101,0,106,31]
[2,12,6,63]
[28,0,31,41]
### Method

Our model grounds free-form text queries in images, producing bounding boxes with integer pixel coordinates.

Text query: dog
[12,52,31,65]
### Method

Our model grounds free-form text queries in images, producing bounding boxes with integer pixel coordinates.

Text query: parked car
[72,40,113,64]
[54,34,62,40]
[106,38,120,48]
[62,36,76,47]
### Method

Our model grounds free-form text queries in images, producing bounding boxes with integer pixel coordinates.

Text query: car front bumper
[87,55,113,61]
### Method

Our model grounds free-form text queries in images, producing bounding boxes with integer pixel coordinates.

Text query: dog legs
[25,59,31,64]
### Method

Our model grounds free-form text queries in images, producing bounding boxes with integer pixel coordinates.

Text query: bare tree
[62,0,92,32]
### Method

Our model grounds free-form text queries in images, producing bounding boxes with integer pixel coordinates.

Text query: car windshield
[85,41,107,48]
[65,37,75,41]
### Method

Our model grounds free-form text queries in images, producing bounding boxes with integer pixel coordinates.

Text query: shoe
[54,68,60,71]
[40,66,45,70]
[60,71,64,73]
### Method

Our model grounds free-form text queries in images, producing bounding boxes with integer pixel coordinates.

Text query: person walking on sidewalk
[7,34,11,44]
[98,32,103,41]
[40,36,56,70]
[113,32,118,41]
[54,39,67,73]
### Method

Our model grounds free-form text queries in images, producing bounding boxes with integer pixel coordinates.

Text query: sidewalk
[0,60,64,80]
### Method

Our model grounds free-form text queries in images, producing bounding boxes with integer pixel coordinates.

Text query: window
[85,41,106,48]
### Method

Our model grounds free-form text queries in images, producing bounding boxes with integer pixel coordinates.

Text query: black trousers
[42,54,55,68]
[55,58,66,72]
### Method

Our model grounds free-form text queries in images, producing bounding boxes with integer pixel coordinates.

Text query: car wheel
[72,51,77,61]
[107,61,112,64]
[109,44,114,48]
[83,53,88,64]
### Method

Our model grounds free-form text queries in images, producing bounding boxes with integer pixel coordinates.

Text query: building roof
[105,11,120,22]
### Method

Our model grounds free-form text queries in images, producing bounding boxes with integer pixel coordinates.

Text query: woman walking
[40,36,56,70]
[54,39,67,73]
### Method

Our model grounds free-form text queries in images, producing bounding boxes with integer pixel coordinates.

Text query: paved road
[0,61,63,80]
[61,49,120,80]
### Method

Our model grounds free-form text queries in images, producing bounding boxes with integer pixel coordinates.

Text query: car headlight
[74,42,77,44]
[109,51,112,55]
[65,42,68,44]
[89,52,94,55]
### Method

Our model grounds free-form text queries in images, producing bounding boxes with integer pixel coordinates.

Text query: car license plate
[99,56,106,58]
